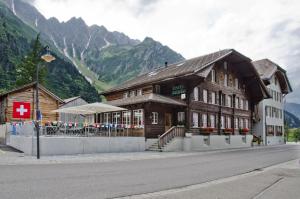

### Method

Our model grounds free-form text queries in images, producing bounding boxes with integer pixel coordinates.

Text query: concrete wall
[0,124,7,144]
[145,138,158,149]
[9,136,145,156]
[164,135,253,152]
[266,136,284,145]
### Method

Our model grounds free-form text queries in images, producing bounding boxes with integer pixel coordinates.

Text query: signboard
[12,102,31,119]
[172,85,186,96]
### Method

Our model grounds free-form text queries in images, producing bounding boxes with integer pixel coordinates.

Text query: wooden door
[165,113,172,132]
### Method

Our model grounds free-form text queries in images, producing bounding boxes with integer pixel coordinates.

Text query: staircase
[147,126,186,152]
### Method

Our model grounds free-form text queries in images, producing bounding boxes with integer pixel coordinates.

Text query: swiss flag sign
[13,102,31,119]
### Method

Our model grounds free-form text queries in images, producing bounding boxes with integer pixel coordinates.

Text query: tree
[16,34,47,86]
[294,128,300,143]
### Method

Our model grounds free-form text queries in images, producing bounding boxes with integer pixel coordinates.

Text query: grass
[286,128,300,142]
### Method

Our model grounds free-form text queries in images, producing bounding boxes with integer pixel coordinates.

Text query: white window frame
[122,111,131,128]
[245,100,249,111]
[137,89,142,96]
[211,69,216,83]
[235,78,239,89]
[203,89,208,103]
[123,92,129,99]
[235,118,238,129]
[133,109,144,128]
[210,114,215,128]
[240,98,244,110]
[194,87,199,101]
[211,92,216,104]
[227,95,232,107]
[130,90,136,97]
[221,116,225,129]
[104,113,111,124]
[178,112,185,122]
[227,117,231,128]
[112,112,121,125]
[224,74,228,87]
[192,112,199,128]
[152,112,158,124]
[202,114,207,128]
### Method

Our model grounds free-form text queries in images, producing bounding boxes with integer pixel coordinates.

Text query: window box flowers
[239,128,249,135]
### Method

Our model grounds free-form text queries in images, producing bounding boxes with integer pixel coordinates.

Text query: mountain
[0,0,100,102]
[4,0,184,89]
[285,103,300,120]
[284,110,300,128]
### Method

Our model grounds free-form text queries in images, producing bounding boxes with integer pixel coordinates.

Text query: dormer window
[137,89,142,96]
[211,69,216,83]
[154,85,161,94]
[123,92,129,99]
[235,78,239,89]
[130,90,136,97]
[224,62,228,71]
[224,74,228,87]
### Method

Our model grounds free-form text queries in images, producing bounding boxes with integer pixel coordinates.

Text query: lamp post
[36,46,55,159]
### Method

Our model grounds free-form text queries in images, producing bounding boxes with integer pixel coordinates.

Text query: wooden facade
[102,50,270,138]
[0,83,63,125]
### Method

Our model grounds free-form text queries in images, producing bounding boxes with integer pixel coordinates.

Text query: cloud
[31,0,300,102]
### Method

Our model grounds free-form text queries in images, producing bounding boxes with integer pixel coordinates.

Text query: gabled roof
[63,96,82,104]
[252,59,293,94]
[105,93,187,107]
[0,82,64,103]
[101,49,270,102]
[102,49,240,94]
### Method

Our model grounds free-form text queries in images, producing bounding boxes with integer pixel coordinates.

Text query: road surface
[0,145,299,199]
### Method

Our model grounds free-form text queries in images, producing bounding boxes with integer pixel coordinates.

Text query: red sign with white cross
[12,102,31,119]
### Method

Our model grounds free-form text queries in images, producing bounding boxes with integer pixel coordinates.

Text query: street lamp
[36,46,55,159]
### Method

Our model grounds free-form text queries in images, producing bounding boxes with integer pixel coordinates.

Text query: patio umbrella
[53,102,127,115]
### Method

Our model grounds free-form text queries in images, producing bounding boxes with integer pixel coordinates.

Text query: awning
[52,102,127,115]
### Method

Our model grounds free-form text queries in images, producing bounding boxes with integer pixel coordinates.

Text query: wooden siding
[2,86,60,125]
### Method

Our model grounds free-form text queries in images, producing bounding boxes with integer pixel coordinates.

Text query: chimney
[165,61,168,67]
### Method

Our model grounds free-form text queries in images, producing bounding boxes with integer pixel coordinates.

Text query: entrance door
[165,113,172,132]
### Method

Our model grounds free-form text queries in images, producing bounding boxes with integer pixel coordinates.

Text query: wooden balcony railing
[158,126,186,149]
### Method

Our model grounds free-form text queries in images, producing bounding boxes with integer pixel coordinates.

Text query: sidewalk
[0,144,295,166]
[120,159,300,199]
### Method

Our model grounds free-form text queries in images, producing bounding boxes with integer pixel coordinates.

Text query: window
[202,114,207,128]
[236,97,239,109]
[104,113,111,124]
[221,94,226,106]
[239,118,244,129]
[211,69,216,83]
[224,74,228,87]
[203,89,208,103]
[152,112,158,124]
[130,90,136,97]
[221,116,225,129]
[123,92,129,98]
[192,112,199,127]
[245,119,249,129]
[137,89,142,96]
[240,99,244,110]
[211,92,216,104]
[245,100,249,111]
[193,87,199,101]
[133,109,144,127]
[224,62,228,70]
[178,112,185,122]
[210,115,215,128]
[227,95,232,107]
[154,85,160,94]
[122,111,131,128]
[112,112,121,125]
[235,78,239,89]
[227,117,231,128]
[235,118,239,129]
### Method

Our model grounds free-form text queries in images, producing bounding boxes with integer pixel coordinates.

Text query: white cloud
[32,0,300,102]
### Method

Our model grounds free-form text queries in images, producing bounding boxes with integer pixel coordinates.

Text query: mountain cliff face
[0,0,100,102]
[284,110,300,128]
[4,0,184,89]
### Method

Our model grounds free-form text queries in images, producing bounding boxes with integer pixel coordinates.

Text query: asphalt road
[0,145,299,199]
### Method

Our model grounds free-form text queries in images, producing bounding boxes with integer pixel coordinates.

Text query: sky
[26,0,300,102]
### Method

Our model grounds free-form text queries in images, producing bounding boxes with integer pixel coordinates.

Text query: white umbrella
[53,102,127,115]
